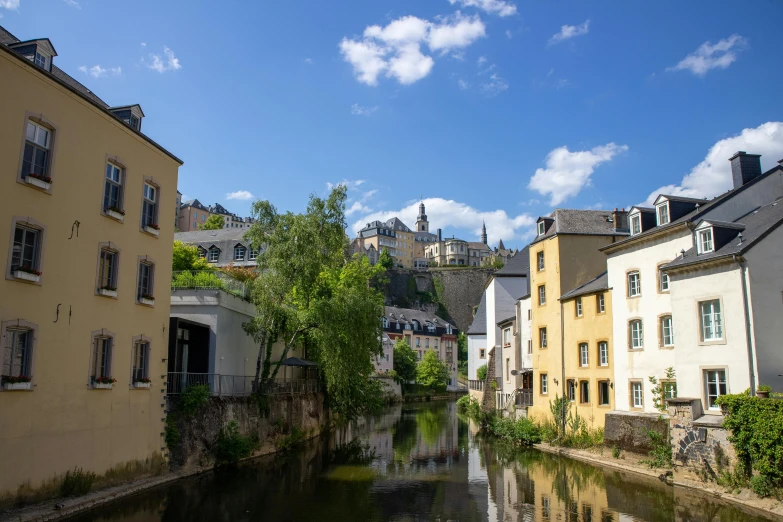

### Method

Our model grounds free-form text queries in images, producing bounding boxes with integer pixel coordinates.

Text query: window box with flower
[91,376,116,389]
[133,377,151,389]
[2,375,32,391]
[98,285,117,298]
[13,266,42,283]
[24,173,52,191]
[139,294,155,306]
[104,206,125,222]
[144,223,160,237]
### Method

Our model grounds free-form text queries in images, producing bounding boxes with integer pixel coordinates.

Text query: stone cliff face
[383,268,494,332]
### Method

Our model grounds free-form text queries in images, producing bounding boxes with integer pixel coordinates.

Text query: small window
[197,247,206,259]
[598,381,610,406]
[698,229,714,254]
[575,298,583,317]
[598,341,608,366]
[234,245,246,261]
[579,343,589,367]
[249,248,259,261]
[382,317,388,328]
[131,341,150,383]
[2,327,33,380]
[97,248,118,291]
[659,268,670,292]
[539,327,547,349]
[537,251,545,271]
[538,285,546,305]
[479,348,486,359]
[540,373,548,394]
[395,323,400,330]
[661,315,674,347]
[580,381,589,404]
[661,380,677,403]
[705,370,727,410]
[597,294,605,314]
[90,336,113,384]
[10,224,42,277]
[537,221,545,236]
[34,51,48,69]
[657,203,669,225]
[22,120,52,181]
[700,300,723,341]
[631,381,643,408]
[630,319,643,349]
[527,309,532,320]
[141,183,158,229]
[503,328,511,347]
[627,271,641,297]
[567,379,576,402]
[434,339,438,348]
[416,337,420,347]
[542,496,551,518]
[208,247,220,263]
[527,339,532,354]
[506,357,510,382]
[137,261,154,301]
[630,214,641,235]
[104,163,124,214]
[425,338,429,348]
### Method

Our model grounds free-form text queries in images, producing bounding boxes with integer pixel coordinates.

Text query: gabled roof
[467,293,487,335]
[560,272,609,301]
[654,194,707,205]
[532,209,628,244]
[384,306,455,331]
[467,241,490,250]
[629,206,654,214]
[664,200,783,271]
[175,228,251,242]
[497,314,516,326]
[181,199,210,211]
[495,245,530,277]
[385,217,412,232]
[695,219,745,231]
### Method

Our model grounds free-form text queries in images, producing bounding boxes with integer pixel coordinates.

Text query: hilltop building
[176,199,254,232]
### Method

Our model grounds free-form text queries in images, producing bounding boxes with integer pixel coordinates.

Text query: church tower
[481,221,488,245]
[416,201,429,232]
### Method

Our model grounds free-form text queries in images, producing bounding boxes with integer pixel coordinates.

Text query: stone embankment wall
[384,268,495,332]
[167,393,327,470]
[603,411,669,453]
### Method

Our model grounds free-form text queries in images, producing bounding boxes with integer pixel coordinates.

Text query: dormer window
[109,105,144,132]
[630,214,641,235]
[697,228,714,254]
[656,203,670,226]
[537,222,545,236]
[34,51,48,69]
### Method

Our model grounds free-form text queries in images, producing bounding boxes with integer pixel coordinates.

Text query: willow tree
[243,185,386,419]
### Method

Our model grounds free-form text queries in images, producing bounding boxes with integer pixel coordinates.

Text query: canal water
[70,401,773,522]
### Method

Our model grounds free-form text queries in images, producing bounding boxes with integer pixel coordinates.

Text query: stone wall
[481,347,497,411]
[603,411,669,454]
[166,393,328,470]
[667,397,736,483]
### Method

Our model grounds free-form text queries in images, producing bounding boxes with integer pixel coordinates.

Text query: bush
[416,350,449,391]
[60,468,96,497]
[476,364,488,381]
[165,415,180,449]
[214,420,259,464]
[640,427,672,469]
[180,385,210,416]
[456,396,482,420]
[489,415,542,446]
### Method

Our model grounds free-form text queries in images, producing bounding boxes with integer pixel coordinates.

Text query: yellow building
[528,210,628,424]
[355,217,415,268]
[0,26,182,497]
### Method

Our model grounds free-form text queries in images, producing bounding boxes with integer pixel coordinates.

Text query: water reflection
[68,401,774,522]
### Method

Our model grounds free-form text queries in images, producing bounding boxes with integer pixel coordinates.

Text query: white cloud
[304,57,314,64]
[351,103,379,116]
[505,29,513,39]
[140,42,146,47]
[351,198,535,245]
[666,34,747,76]
[528,142,628,205]
[643,121,783,205]
[346,201,372,216]
[0,0,19,9]
[451,50,465,61]
[145,46,181,73]
[361,189,378,202]
[327,179,366,191]
[480,73,508,96]
[78,64,122,78]
[548,19,590,46]
[339,11,485,86]
[477,55,487,65]
[448,0,517,17]
[458,79,469,89]
[62,0,80,8]
[226,190,254,201]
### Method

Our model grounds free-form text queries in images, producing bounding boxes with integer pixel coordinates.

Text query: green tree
[476,364,488,381]
[243,185,386,420]
[457,332,468,377]
[199,214,225,230]
[378,248,394,270]
[417,350,449,391]
[393,338,417,387]
[172,240,212,271]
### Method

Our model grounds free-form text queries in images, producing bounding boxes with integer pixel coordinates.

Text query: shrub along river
[70,401,774,522]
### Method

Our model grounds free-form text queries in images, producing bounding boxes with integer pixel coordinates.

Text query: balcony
[171,270,251,300]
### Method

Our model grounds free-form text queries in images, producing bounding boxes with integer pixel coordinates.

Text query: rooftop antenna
[680,248,686,258]
[737,232,744,245]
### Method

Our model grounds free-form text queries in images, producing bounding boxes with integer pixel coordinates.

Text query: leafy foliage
[199,214,225,230]
[639,426,673,469]
[648,367,676,412]
[717,392,783,496]
[172,240,213,271]
[416,350,449,391]
[393,338,417,387]
[180,385,210,416]
[221,264,258,283]
[214,420,259,464]
[488,415,542,446]
[60,468,96,497]
[476,364,488,381]
[378,248,394,270]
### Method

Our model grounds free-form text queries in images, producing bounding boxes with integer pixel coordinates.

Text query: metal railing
[166,372,320,396]
[516,389,533,407]
[468,379,484,391]
[171,270,251,300]
[496,388,534,410]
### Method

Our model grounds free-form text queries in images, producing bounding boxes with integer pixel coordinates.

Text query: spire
[498,239,505,250]
[480,220,487,245]
[416,199,429,232]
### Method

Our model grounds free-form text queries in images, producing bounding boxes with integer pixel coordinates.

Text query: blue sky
[2,0,782,247]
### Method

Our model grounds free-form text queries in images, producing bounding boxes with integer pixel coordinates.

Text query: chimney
[437,228,442,241]
[729,151,762,189]
[611,207,628,231]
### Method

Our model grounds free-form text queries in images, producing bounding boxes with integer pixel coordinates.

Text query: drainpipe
[560,299,566,435]
[735,255,757,394]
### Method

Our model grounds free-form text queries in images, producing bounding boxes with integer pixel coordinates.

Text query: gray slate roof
[495,245,530,276]
[467,293,488,335]
[532,209,629,244]
[664,200,783,271]
[497,314,516,326]
[175,229,260,268]
[384,306,456,330]
[560,272,609,300]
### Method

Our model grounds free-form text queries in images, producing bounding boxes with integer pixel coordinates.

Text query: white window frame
[2,327,33,378]
[698,228,714,254]
[659,268,670,292]
[142,183,158,228]
[131,341,150,383]
[248,247,260,261]
[34,51,48,69]
[503,328,511,347]
[538,285,546,305]
[597,293,605,314]
[580,380,590,404]
[579,343,589,367]
[598,341,608,366]
[656,202,669,225]
[598,380,610,406]
[22,120,52,180]
[630,214,641,235]
[90,336,113,383]
[537,251,544,271]
[661,315,674,347]
[98,248,118,290]
[627,271,641,297]
[630,320,643,349]
[234,245,246,261]
[208,247,220,263]
[567,379,576,402]
[537,221,545,236]
[11,224,42,275]
[575,297,583,317]
[631,381,643,408]
[704,369,727,411]
[137,261,154,301]
[700,299,723,341]
[539,327,547,349]
[540,373,548,394]
[104,163,124,213]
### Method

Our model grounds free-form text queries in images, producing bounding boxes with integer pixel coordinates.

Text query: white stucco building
[603,152,783,413]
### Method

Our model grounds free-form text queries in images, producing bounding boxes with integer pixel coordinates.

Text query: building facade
[0,26,181,496]
[177,198,212,232]
[175,229,260,268]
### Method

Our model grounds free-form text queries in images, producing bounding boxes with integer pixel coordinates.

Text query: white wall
[518,297,533,371]
[468,333,487,380]
[488,276,527,388]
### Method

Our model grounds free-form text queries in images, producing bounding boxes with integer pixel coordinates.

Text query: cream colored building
[0,26,181,497]
[356,217,415,268]
[177,198,213,232]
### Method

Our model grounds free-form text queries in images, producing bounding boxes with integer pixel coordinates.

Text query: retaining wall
[603,410,669,454]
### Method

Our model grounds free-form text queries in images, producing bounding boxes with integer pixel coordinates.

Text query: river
[69,401,774,522]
